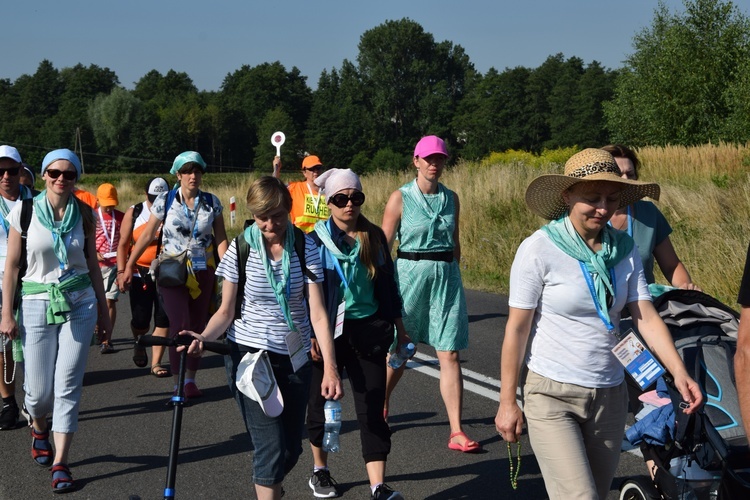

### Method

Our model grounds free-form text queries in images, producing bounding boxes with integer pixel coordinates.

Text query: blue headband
[41,149,82,181]
[170,151,207,175]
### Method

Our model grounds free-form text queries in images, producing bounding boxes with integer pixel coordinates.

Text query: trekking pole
[137,335,229,500]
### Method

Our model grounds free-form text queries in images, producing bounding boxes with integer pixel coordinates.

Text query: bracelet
[116,270,125,274]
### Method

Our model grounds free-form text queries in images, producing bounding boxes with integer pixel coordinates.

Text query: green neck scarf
[33,190,81,267]
[541,216,634,324]
[244,222,296,332]
[313,219,360,264]
[22,274,92,325]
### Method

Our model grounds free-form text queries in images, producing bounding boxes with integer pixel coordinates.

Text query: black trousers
[307,316,392,463]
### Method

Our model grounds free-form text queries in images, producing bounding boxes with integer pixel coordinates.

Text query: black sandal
[133,342,148,367]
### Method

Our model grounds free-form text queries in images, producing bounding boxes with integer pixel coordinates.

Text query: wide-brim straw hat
[525,148,660,220]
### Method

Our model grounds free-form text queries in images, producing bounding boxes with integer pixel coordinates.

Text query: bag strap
[155,188,178,258]
[13,199,34,311]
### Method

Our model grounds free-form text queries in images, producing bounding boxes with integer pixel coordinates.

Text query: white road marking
[406,352,643,457]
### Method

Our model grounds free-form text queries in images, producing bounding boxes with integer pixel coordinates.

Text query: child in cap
[95,183,125,353]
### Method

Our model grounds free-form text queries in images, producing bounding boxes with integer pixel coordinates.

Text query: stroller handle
[137,334,231,355]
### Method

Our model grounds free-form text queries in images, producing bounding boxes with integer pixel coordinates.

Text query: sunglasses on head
[46,169,77,181]
[329,192,365,208]
[0,167,20,177]
[302,165,322,173]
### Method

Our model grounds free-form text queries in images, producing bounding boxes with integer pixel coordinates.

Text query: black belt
[397,250,454,262]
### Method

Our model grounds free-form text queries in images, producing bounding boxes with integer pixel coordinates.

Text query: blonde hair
[353,214,383,280]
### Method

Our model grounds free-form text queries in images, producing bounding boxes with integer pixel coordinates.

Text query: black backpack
[233,220,316,320]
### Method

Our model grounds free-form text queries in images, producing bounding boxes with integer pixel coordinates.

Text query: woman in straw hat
[494,148,703,499]
[601,144,699,290]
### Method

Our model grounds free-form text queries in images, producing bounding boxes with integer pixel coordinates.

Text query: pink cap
[414,135,448,158]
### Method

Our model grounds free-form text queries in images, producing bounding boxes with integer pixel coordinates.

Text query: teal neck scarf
[33,190,81,267]
[313,219,360,264]
[244,221,296,332]
[541,215,634,324]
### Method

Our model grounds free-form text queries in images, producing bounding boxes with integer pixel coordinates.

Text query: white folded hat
[236,350,284,417]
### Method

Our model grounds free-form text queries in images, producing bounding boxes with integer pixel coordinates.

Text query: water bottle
[388,342,415,370]
[322,399,342,453]
[11,338,23,363]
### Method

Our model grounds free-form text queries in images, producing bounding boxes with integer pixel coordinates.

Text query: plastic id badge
[189,245,207,271]
[612,328,666,390]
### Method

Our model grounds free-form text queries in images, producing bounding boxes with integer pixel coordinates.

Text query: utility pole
[75,127,85,174]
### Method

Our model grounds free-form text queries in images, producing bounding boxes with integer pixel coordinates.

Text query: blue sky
[6,0,695,91]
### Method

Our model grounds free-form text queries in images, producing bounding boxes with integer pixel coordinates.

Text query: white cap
[147,177,169,196]
[236,351,284,417]
[0,145,22,164]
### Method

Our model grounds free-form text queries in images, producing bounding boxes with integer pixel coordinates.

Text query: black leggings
[129,269,169,331]
[307,316,392,463]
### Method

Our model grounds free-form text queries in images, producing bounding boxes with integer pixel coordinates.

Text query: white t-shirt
[7,202,94,301]
[216,234,323,355]
[509,229,651,388]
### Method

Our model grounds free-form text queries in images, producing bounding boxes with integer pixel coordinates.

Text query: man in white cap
[0,145,35,430]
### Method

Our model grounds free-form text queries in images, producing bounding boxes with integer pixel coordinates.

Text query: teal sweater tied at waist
[22,274,92,325]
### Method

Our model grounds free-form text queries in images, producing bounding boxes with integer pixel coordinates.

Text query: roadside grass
[72,143,750,307]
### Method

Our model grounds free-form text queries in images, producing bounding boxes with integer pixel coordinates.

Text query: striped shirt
[216,234,323,355]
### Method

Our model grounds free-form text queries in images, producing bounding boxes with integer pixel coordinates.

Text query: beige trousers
[524,370,628,500]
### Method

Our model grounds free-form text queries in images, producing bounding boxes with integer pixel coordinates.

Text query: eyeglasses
[0,167,20,177]
[302,166,323,173]
[329,192,365,208]
[46,169,77,181]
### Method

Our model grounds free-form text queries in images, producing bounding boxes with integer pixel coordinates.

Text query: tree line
[1,0,748,174]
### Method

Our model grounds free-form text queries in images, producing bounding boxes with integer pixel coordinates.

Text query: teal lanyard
[579,262,617,335]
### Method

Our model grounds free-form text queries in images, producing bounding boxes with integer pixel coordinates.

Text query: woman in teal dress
[381,135,479,452]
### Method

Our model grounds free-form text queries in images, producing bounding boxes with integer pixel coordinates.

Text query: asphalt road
[0,289,647,500]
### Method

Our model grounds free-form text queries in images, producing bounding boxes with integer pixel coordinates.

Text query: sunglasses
[0,167,20,177]
[302,166,323,173]
[46,169,77,181]
[329,192,365,208]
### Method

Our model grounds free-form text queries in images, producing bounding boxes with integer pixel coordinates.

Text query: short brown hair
[246,176,292,215]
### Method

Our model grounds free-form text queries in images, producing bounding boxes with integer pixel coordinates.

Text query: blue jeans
[224,341,312,487]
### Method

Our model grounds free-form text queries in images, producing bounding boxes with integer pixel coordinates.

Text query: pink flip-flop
[448,431,481,453]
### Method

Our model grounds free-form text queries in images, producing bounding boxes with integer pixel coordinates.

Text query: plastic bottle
[11,338,23,363]
[322,399,342,453]
[388,342,415,370]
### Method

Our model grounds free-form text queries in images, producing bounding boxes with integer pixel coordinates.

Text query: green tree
[306,62,374,169]
[452,67,532,159]
[356,18,476,157]
[604,0,750,145]
[88,87,143,169]
[219,62,312,167]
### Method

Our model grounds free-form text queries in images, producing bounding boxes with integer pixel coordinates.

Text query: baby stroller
[619,289,750,500]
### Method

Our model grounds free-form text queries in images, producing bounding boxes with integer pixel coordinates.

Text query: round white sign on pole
[271,131,286,156]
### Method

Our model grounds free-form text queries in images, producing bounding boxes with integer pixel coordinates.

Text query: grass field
[72,143,750,308]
